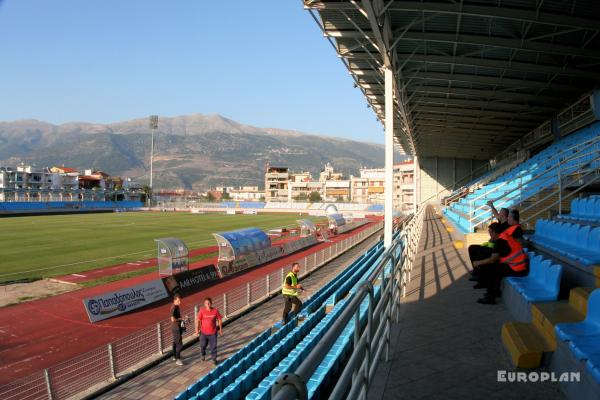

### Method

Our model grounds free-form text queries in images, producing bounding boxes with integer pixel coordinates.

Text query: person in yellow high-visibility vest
[282,262,303,323]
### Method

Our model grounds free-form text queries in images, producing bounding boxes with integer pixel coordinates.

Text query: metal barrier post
[157,323,163,354]
[558,162,563,214]
[267,274,271,294]
[108,344,116,379]
[44,369,54,400]
[247,282,251,305]
[194,305,199,326]
[223,293,228,318]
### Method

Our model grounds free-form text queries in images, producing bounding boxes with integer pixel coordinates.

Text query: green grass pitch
[0,212,315,283]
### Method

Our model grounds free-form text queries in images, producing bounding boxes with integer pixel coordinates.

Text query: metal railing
[467,133,600,232]
[271,205,426,400]
[0,222,383,400]
[441,153,527,206]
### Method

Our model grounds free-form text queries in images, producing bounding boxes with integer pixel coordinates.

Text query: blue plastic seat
[556,289,600,342]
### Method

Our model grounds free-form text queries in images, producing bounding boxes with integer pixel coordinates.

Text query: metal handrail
[468,135,600,231]
[420,162,491,205]
[442,154,526,206]
[468,132,600,211]
[520,168,600,228]
[271,205,426,400]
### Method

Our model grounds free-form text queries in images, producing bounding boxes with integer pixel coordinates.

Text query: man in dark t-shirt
[487,201,509,230]
[471,223,528,304]
[170,294,185,365]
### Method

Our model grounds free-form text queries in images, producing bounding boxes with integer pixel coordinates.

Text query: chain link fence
[0,222,382,400]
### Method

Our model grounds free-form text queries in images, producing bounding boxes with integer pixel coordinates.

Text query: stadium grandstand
[3,1,600,400]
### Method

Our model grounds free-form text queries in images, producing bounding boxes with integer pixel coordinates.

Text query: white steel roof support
[384,65,394,249]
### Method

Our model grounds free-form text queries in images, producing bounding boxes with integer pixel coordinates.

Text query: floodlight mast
[149,115,158,206]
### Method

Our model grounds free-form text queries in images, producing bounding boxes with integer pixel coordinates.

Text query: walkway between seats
[97,233,381,400]
[369,206,565,400]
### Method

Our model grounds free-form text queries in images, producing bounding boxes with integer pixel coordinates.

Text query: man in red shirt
[195,297,223,365]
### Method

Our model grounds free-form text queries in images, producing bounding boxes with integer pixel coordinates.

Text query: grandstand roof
[305,0,600,159]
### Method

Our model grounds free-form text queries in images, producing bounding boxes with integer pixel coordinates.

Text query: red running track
[53,246,220,284]
[0,220,377,384]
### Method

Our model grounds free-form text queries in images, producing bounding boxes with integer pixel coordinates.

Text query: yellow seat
[501,322,551,368]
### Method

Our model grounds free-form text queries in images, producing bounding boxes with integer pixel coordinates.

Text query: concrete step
[501,322,553,368]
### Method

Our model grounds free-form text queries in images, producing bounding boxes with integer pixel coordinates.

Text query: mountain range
[0,113,388,190]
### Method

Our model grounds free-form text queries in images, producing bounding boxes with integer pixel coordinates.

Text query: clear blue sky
[0,0,384,143]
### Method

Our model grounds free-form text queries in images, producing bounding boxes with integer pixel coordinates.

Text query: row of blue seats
[0,200,142,211]
[560,196,600,221]
[304,256,394,399]
[247,245,390,400]
[556,289,600,383]
[505,252,562,303]
[203,306,328,400]
[367,204,384,212]
[443,207,472,233]
[529,220,600,266]
[176,236,387,400]
[239,202,266,209]
[446,122,600,232]
[208,240,387,400]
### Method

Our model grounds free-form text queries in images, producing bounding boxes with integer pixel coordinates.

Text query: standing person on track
[282,262,303,324]
[170,294,185,366]
[195,297,223,365]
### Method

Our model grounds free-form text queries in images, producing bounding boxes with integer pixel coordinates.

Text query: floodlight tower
[149,115,158,205]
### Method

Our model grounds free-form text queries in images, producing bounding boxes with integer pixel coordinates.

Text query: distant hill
[0,113,389,190]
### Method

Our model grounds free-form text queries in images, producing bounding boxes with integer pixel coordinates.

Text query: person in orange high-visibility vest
[472,222,529,305]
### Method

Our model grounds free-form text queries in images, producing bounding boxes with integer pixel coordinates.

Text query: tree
[294,192,308,201]
[142,185,152,205]
[309,191,322,203]
[222,192,231,200]
[206,192,216,202]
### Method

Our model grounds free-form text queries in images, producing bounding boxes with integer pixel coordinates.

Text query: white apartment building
[0,164,140,202]
[229,186,263,201]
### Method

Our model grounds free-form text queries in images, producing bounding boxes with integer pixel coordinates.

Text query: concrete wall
[418,157,489,204]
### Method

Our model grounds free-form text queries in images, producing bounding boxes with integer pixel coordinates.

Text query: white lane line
[71,273,86,277]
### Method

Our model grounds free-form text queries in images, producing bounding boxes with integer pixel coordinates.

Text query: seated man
[505,209,524,243]
[468,204,509,277]
[472,222,529,305]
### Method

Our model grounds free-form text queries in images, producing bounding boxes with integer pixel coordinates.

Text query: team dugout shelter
[213,227,272,262]
[297,219,318,237]
[155,237,189,277]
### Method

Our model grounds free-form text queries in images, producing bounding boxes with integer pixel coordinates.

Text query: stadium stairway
[365,206,564,399]
[175,233,394,400]
[500,196,600,398]
[443,121,600,234]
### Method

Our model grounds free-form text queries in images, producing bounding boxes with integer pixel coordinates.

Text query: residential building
[319,163,344,181]
[324,179,351,202]
[394,161,415,212]
[265,166,289,202]
[229,186,263,201]
[0,163,141,202]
